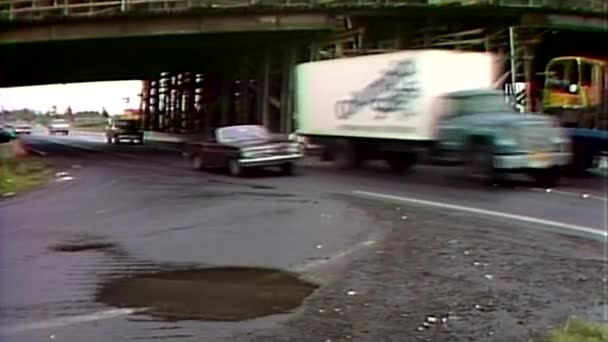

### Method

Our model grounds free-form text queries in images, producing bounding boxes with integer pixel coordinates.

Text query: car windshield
[217,125,269,143]
[51,120,67,124]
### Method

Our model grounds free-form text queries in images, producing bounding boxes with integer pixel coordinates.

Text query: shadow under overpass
[0,30,325,87]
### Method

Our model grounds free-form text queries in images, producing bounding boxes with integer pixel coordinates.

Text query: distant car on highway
[0,124,17,143]
[105,119,144,144]
[48,119,70,135]
[12,122,32,135]
[183,125,303,177]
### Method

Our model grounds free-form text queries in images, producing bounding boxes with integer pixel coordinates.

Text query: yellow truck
[543,56,608,175]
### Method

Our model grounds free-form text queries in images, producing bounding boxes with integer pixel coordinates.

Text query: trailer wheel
[320,147,334,162]
[386,152,416,173]
[333,139,360,169]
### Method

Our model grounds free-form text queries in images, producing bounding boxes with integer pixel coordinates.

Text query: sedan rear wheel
[281,162,294,175]
[228,159,242,177]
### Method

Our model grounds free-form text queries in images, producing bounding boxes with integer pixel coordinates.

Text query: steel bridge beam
[0,13,332,43]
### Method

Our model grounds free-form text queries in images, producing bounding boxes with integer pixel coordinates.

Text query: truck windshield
[461,94,512,114]
[545,59,579,91]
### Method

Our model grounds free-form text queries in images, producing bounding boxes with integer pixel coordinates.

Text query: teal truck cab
[435,89,571,186]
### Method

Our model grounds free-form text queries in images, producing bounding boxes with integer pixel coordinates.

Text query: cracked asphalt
[0,132,606,341]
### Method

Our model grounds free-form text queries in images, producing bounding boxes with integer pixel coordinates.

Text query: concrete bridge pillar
[219,73,231,127]
[257,52,271,129]
[280,45,297,134]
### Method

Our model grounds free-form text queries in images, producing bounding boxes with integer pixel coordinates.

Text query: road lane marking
[351,190,607,241]
[0,308,146,335]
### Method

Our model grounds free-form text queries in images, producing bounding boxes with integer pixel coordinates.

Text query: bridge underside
[1,6,606,134]
[0,31,320,86]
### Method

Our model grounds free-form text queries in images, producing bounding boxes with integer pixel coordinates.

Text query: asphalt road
[0,131,606,341]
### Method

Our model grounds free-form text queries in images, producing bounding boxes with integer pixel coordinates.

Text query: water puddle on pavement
[95,266,318,322]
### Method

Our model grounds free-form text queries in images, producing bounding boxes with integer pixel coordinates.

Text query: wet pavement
[0,133,606,341]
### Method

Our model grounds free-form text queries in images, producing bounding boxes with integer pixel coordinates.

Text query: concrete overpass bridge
[1,0,606,133]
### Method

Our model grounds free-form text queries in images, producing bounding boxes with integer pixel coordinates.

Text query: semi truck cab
[543,56,608,175]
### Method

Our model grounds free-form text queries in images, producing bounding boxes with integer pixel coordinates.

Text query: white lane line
[351,190,607,240]
[0,308,146,335]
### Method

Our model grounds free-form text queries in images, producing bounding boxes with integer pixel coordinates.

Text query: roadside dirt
[231,196,607,342]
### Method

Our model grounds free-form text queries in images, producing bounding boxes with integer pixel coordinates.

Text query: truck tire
[568,137,595,177]
[332,139,360,169]
[386,152,417,173]
[532,166,560,188]
[467,141,499,185]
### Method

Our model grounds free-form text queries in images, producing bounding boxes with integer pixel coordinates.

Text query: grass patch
[0,156,53,196]
[548,318,608,342]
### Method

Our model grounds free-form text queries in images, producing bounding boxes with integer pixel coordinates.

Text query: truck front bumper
[494,152,571,170]
[238,154,303,167]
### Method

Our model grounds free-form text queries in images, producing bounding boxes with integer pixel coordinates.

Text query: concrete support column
[159,73,169,130]
[523,44,536,112]
[257,53,271,128]
[237,60,250,124]
[309,42,320,61]
[141,80,152,130]
[280,45,296,133]
[220,73,231,127]
[150,79,160,131]
[169,74,178,133]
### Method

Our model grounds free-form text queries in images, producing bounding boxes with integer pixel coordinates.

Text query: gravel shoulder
[235,195,607,342]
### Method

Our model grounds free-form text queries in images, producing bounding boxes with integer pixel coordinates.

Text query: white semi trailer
[294,50,571,185]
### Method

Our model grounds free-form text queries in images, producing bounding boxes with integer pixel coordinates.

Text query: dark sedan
[105,119,144,144]
[184,125,303,176]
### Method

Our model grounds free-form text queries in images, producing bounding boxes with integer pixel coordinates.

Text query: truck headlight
[495,138,517,146]
[550,129,571,152]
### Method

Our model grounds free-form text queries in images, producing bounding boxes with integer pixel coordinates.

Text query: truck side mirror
[568,84,579,93]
